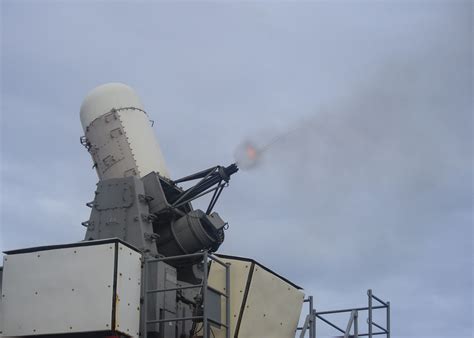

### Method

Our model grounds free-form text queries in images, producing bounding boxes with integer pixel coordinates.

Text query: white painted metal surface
[208,256,305,338]
[1,241,142,337]
[115,243,142,337]
[238,264,305,338]
[80,83,170,179]
[208,258,251,335]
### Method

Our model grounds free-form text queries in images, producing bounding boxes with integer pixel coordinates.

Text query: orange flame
[246,145,258,160]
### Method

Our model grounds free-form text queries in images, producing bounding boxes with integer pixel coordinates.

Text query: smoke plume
[234,58,471,200]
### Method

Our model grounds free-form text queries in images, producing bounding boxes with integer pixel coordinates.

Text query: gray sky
[1,1,472,337]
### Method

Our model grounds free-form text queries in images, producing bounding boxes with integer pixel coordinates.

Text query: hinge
[141,214,157,223]
[144,232,159,242]
[80,136,91,151]
[81,221,94,230]
[138,194,154,203]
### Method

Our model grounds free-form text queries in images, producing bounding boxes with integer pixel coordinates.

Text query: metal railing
[298,296,316,338]
[141,251,230,338]
[297,289,390,338]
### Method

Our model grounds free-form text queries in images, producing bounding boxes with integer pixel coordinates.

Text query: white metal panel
[2,243,115,336]
[117,109,169,178]
[209,256,304,338]
[85,110,135,180]
[208,258,251,337]
[115,243,142,338]
[238,264,305,338]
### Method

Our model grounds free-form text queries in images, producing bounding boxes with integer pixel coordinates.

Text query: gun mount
[83,162,239,260]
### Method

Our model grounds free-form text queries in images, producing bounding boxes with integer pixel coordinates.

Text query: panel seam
[234,262,255,338]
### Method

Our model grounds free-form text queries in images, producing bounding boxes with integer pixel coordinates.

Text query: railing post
[226,262,231,338]
[309,296,315,338]
[368,289,373,338]
[386,301,390,338]
[344,310,356,338]
[354,310,358,338]
[312,309,317,338]
[203,251,208,338]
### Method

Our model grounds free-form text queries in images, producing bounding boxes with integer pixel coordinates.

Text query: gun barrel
[170,163,238,206]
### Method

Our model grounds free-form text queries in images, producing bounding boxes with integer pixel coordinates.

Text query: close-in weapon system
[0,83,305,338]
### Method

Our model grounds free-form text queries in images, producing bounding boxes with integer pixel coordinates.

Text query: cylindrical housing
[157,210,224,258]
[80,83,170,179]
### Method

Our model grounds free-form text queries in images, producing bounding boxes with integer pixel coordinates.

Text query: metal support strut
[170,164,238,214]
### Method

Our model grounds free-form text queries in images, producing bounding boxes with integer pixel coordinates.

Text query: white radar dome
[79,82,170,179]
[80,82,145,129]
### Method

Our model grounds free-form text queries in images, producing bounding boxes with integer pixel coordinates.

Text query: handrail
[296,290,390,338]
[142,251,231,338]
